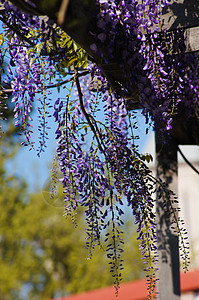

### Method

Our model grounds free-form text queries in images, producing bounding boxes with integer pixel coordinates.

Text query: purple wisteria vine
[0,0,197,297]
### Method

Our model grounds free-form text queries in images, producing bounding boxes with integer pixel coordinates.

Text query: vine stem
[75,75,105,154]
[45,71,89,89]
[177,145,199,175]
[0,71,90,95]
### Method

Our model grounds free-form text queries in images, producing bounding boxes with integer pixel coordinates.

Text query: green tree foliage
[0,112,144,299]
[0,176,144,299]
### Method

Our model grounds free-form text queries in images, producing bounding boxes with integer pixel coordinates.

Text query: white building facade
[144,133,199,270]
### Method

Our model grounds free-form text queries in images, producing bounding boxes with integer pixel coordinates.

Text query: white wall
[143,132,199,269]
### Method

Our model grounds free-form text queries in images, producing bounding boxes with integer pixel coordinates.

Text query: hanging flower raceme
[0,0,193,297]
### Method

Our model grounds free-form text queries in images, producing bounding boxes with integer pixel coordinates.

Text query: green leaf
[140,153,153,163]
[29,58,35,68]
[0,34,4,46]
[69,106,75,112]
[66,57,77,68]
[35,43,44,55]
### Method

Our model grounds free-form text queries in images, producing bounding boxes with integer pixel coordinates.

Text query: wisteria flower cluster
[0,0,195,297]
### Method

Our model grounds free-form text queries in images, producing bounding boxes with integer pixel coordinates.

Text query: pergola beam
[161,0,199,52]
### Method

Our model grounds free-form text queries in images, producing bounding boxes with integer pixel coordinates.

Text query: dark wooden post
[155,133,180,299]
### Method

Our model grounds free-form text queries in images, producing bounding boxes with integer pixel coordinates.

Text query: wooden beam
[161,0,199,52]
[162,0,199,30]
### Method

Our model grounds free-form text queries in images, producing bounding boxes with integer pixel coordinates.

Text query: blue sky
[6,89,59,192]
[7,102,151,193]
